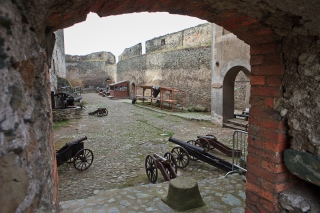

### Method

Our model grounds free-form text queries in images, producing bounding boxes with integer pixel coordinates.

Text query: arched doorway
[223,66,250,121]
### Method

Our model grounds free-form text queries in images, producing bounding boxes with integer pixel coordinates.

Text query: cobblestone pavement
[60,174,245,213]
[54,93,245,212]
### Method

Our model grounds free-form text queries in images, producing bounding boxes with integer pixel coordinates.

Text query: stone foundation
[52,108,82,122]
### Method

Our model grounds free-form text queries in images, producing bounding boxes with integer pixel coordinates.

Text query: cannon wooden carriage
[56,136,94,171]
[145,152,178,183]
[186,134,242,157]
[168,137,244,174]
[88,108,108,116]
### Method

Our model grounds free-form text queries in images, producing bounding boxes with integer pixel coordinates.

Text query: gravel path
[54,93,235,201]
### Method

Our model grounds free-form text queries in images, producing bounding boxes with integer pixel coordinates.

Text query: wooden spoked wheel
[164,152,178,174]
[186,140,202,161]
[73,149,94,171]
[102,109,108,116]
[171,147,190,169]
[145,155,158,183]
[196,138,211,152]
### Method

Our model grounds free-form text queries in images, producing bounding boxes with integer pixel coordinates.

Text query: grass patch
[53,120,70,130]
[137,119,148,123]
[158,132,174,137]
[155,115,165,119]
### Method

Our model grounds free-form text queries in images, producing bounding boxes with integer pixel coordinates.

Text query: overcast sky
[64,12,208,61]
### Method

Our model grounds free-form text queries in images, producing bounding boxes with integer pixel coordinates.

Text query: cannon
[56,136,94,171]
[194,134,242,157]
[88,108,108,116]
[168,137,244,173]
[145,152,178,183]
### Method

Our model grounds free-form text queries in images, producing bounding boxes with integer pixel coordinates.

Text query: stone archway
[211,57,251,125]
[222,65,250,121]
[2,1,320,212]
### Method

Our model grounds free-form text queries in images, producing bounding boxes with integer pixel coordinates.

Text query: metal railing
[225,130,248,177]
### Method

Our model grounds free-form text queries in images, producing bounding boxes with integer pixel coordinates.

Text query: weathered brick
[246,190,260,204]
[262,141,289,153]
[276,181,297,193]
[250,43,278,55]
[247,164,277,182]
[251,65,285,76]
[248,135,262,147]
[266,75,283,87]
[260,188,277,203]
[250,55,264,65]
[250,76,265,85]
[260,129,288,143]
[260,198,279,212]
[246,172,260,186]
[249,96,264,106]
[262,119,283,130]
[248,146,282,164]
[247,154,261,167]
[261,160,288,173]
[251,86,280,97]
[263,53,283,65]
[246,182,260,194]
[264,97,274,108]
[249,106,281,120]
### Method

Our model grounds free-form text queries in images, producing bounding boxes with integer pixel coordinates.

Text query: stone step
[227,118,248,127]
[223,122,247,131]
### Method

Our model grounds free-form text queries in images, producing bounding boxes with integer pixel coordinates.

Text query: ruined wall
[50,30,66,92]
[117,29,211,111]
[118,43,142,61]
[146,23,211,53]
[65,52,116,88]
[117,24,212,110]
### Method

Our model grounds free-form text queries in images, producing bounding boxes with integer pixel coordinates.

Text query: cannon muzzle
[67,136,87,146]
[168,137,206,153]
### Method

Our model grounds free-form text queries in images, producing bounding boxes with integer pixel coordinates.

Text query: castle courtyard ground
[54,93,246,212]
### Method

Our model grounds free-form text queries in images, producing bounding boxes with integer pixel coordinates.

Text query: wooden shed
[108,80,129,99]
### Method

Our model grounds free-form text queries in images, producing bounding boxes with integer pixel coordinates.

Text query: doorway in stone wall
[222,66,250,131]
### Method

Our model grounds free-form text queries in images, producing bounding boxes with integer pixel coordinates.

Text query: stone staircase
[223,118,248,131]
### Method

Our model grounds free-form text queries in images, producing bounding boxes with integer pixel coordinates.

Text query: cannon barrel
[168,137,206,153]
[67,136,87,146]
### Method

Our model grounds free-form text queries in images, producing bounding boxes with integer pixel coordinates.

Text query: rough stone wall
[234,71,249,110]
[50,30,66,92]
[282,36,320,155]
[118,43,142,61]
[0,1,57,212]
[65,52,116,88]
[52,108,82,122]
[146,23,211,53]
[117,47,212,110]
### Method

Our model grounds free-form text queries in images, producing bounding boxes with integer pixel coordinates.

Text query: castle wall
[50,30,66,92]
[118,43,142,61]
[117,46,212,110]
[65,52,116,88]
[145,23,211,53]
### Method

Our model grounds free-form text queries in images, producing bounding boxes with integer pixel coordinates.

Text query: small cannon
[194,134,241,157]
[145,152,178,183]
[168,137,243,173]
[88,108,108,116]
[56,136,94,171]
